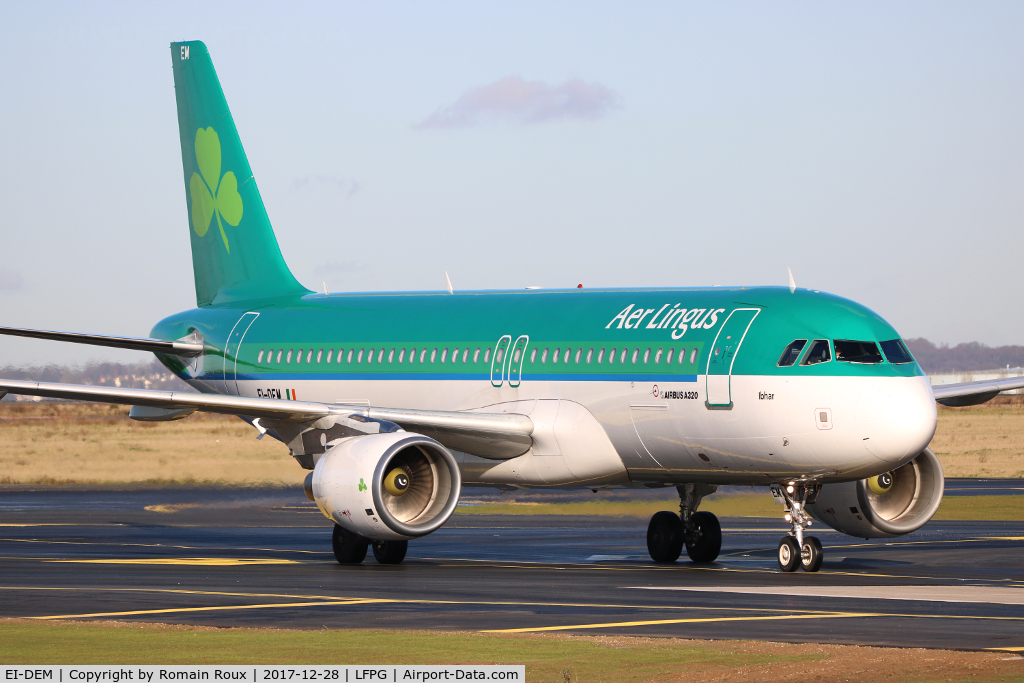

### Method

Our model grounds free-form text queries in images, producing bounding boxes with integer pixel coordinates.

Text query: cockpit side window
[777,340,807,367]
[800,339,831,365]
[880,339,915,364]
[834,340,883,364]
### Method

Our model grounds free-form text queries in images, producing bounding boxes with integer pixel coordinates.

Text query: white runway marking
[629,585,1024,605]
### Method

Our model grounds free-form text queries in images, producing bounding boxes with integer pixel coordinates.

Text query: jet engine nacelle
[311,432,461,542]
[806,448,944,539]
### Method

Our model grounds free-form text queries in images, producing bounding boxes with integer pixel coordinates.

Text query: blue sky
[0,1,1021,365]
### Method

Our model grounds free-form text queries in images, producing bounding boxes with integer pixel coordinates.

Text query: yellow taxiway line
[486,612,880,633]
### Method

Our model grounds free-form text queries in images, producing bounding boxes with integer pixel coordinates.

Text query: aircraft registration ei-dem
[2,41,1018,571]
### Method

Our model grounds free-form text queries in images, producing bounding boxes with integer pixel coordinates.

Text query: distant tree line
[0,358,192,399]
[904,338,1024,374]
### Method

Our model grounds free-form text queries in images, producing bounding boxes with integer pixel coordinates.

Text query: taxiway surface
[1,485,1022,652]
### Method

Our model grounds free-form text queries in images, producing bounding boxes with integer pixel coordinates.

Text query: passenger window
[880,339,914,364]
[622,348,628,364]
[316,349,323,363]
[608,348,616,365]
[421,349,428,363]
[257,350,264,364]
[689,348,698,364]
[275,350,282,363]
[463,348,469,363]
[541,348,548,364]
[378,349,384,363]
[834,340,883,364]
[574,348,581,364]
[296,349,303,365]
[388,349,394,363]
[430,348,437,363]
[597,348,604,364]
[644,348,650,364]
[286,350,293,363]
[513,348,521,363]
[530,348,537,363]
[586,348,593,364]
[495,348,504,364]
[632,348,639,364]
[801,340,831,365]
[399,348,406,363]
[777,340,807,367]
[307,350,313,363]
[552,348,560,364]
[347,349,353,363]
[654,349,662,364]
[367,348,374,364]
[566,348,572,364]
[357,349,364,363]
[474,348,480,363]
[441,348,447,364]
[451,347,458,363]
[484,348,491,363]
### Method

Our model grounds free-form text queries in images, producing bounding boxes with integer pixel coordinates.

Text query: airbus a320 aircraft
[2,41,1019,572]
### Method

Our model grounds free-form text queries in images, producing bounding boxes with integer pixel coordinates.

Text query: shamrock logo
[358,478,367,492]
[189,127,243,252]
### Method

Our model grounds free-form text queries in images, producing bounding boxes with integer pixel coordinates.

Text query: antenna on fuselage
[787,267,796,294]
[445,271,454,295]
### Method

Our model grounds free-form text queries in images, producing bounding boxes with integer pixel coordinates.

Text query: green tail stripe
[171,41,309,307]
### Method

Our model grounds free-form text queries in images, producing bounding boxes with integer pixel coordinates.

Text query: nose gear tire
[332,524,369,564]
[685,511,722,563]
[778,536,800,572]
[800,536,823,572]
[647,511,684,563]
[372,539,408,564]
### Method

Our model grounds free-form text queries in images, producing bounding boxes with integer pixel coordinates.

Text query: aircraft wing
[0,379,534,458]
[0,326,203,357]
[932,376,1024,407]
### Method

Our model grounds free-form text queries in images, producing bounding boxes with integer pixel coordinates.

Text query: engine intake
[806,448,944,538]
[311,432,461,541]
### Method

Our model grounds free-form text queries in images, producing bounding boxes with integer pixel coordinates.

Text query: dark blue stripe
[230,372,698,383]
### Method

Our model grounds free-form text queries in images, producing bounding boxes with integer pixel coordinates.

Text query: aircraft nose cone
[856,376,937,466]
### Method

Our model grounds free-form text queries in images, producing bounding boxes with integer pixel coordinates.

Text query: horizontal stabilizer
[0,326,204,357]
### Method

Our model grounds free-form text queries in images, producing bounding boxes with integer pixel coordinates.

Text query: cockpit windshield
[777,340,807,367]
[834,340,883,364]
[880,339,915,364]
[800,339,831,365]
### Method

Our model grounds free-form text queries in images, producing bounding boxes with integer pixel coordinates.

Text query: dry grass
[0,402,300,485]
[0,401,1022,484]
[2,618,1023,681]
[934,402,1024,478]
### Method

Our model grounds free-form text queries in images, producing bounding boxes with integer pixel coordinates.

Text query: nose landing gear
[646,483,722,564]
[775,481,824,572]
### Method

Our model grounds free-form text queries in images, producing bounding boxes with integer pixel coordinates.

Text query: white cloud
[415,76,621,129]
[0,270,24,292]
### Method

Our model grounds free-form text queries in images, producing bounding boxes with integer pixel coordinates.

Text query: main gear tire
[685,511,722,563]
[332,524,369,564]
[372,539,408,565]
[647,511,684,563]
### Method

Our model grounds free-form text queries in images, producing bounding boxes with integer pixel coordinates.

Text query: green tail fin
[171,41,309,307]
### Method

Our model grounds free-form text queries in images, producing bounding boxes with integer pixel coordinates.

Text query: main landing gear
[647,483,722,564]
[332,524,408,565]
[776,482,824,573]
